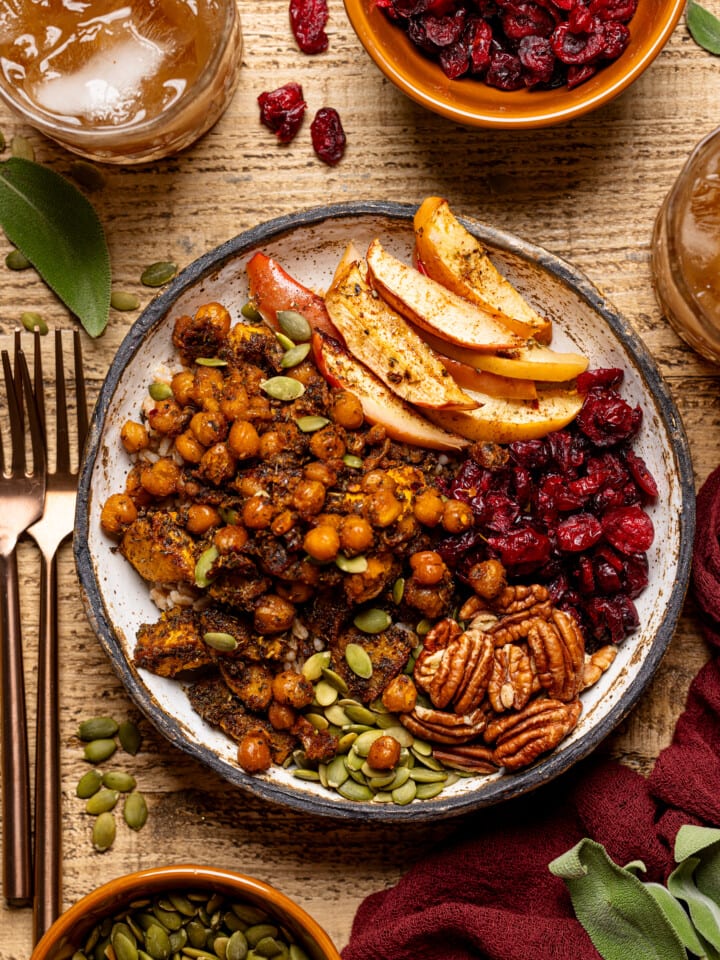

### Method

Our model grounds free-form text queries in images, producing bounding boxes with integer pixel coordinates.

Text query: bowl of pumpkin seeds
[30,864,341,960]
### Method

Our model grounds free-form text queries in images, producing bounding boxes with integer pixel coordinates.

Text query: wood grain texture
[0,1,717,955]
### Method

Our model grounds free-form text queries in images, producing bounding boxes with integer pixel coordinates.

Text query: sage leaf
[645,881,713,958]
[687,0,720,55]
[0,157,111,337]
[668,857,720,950]
[549,839,687,960]
[675,825,720,864]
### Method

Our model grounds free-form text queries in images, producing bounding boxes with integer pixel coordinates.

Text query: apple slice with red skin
[246,251,340,339]
[312,331,467,452]
[439,355,537,400]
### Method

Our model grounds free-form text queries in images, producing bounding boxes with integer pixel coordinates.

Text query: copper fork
[27,329,88,944]
[0,344,46,908]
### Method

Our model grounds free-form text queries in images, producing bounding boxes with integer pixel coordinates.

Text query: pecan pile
[398,560,616,772]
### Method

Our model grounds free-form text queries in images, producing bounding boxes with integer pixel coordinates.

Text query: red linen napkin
[342,469,714,960]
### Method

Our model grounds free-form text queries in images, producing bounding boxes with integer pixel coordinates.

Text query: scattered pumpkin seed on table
[92,811,116,852]
[20,311,47,334]
[5,248,31,270]
[111,291,141,311]
[84,738,117,764]
[118,719,142,755]
[78,716,119,741]
[141,261,177,287]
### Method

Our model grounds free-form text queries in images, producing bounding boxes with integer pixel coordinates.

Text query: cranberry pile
[376,0,637,91]
[438,368,658,648]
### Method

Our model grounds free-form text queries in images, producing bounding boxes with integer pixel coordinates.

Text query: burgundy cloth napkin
[342,468,714,960]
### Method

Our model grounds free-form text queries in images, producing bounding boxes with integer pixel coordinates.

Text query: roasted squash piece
[330,625,414,704]
[198,608,286,662]
[120,512,197,584]
[134,607,212,677]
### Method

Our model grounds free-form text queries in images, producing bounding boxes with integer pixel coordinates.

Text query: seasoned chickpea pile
[102,302,609,803]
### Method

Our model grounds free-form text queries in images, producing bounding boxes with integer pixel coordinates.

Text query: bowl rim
[341,0,686,128]
[30,864,342,960]
[75,199,696,823]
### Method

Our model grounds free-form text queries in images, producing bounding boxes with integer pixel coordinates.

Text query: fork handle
[0,550,33,907]
[33,550,61,945]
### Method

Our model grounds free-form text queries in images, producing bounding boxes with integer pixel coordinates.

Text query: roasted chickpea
[271,510,296,536]
[227,419,261,459]
[186,504,221,535]
[214,524,248,554]
[253,594,296,634]
[276,580,314,603]
[195,301,231,339]
[220,381,250,421]
[412,488,445,527]
[381,674,417,714]
[365,423,387,445]
[236,475,266,497]
[309,425,346,461]
[364,489,403,528]
[339,515,374,554]
[303,460,337,486]
[292,479,326,517]
[120,420,149,454]
[100,493,137,537]
[124,466,152,507]
[296,559,321,585]
[242,495,273,529]
[237,731,272,774]
[268,701,297,731]
[409,550,447,586]
[468,559,507,600]
[271,670,314,709]
[192,366,224,410]
[174,429,205,464]
[190,410,228,447]
[247,396,273,421]
[198,443,236,486]
[140,458,180,498]
[330,390,364,430]
[442,498,475,534]
[259,430,286,460]
[171,370,195,406]
[367,735,401,771]
[303,523,340,562]
[361,470,396,494]
[146,398,186,436]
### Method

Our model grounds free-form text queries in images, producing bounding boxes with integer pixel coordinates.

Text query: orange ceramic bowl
[343,0,685,127]
[31,865,341,960]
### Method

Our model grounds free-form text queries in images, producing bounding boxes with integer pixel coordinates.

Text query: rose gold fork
[0,344,46,908]
[26,329,87,944]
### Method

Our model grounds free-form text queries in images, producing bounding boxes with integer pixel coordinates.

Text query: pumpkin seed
[280,343,310,368]
[352,609,391,635]
[392,578,405,604]
[414,780,446,800]
[111,291,140,311]
[20,311,48,334]
[203,632,238,652]
[145,924,172,960]
[343,703,377,725]
[342,454,363,469]
[253,936,283,958]
[288,948,309,960]
[92,811,116,851]
[336,731,357,754]
[411,750,444,772]
[230,905,267,926]
[303,712,328,731]
[245,926,278,949]
[416,619,431,636]
[69,160,106,191]
[259,376,305,401]
[320,667,348,693]
[169,930,188,952]
[6,249,31,270]
[314,680,338,707]
[323,703,350,726]
[300,651,330,682]
[344,642,373,678]
[337,779,374,802]
[335,553,367,574]
[226,932,249,960]
[392,779,417,805]
[86,788,119,815]
[149,381,173,401]
[124,791,148,830]
[119,720,142,755]
[113,931,139,960]
[154,907,184,931]
[223,913,246,934]
[295,415,330,433]
[375,712,401,730]
[77,769,103,798]
[277,310,311,343]
[79,717,119,741]
[325,755,349,788]
[84,738,118,764]
[388,766,411,790]
[213,936,229,959]
[372,791,394,803]
[409,767,447,783]
[168,895,195,918]
[352,729,384,757]
[380,724,414,747]
[275,332,295,351]
[186,922,208,948]
[219,507,239,525]
[241,301,262,322]
[141,261,177,287]
[196,357,228,367]
[292,769,320,782]
[103,771,137,792]
[345,750,365,771]
[410,737,432,756]
[195,546,219,588]
[11,135,34,160]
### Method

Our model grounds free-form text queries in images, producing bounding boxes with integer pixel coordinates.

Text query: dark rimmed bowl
[75,200,695,822]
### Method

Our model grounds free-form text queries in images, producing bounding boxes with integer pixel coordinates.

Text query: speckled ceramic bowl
[30,865,341,960]
[342,0,684,128]
[75,200,695,822]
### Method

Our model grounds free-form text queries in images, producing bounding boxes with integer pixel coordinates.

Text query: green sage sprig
[549,826,720,960]
[687,0,720,55]
[0,156,111,337]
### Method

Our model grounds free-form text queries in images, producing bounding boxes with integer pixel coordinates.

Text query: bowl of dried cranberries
[343,0,684,127]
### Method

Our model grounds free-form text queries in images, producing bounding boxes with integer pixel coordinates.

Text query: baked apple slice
[246,251,339,338]
[440,355,537,400]
[365,239,524,352]
[312,332,467,451]
[414,197,552,343]
[325,255,477,411]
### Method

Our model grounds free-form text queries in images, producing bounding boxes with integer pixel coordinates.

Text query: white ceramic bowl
[75,201,695,821]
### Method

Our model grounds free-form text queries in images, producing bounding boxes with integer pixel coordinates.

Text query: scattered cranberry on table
[257,82,307,142]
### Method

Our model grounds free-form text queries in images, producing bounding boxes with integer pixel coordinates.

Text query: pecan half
[582,644,618,690]
[488,643,534,712]
[527,609,585,702]
[399,704,487,744]
[492,583,550,615]
[487,698,582,770]
[433,744,498,774]
[488,609,551,647]
[414,617,495,713]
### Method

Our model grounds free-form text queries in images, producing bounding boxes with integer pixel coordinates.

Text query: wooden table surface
[0,1,718,956]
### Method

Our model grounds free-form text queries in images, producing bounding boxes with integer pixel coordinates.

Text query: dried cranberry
[588,0,637,20]
[551,21,606,63]
[510,439,550,468]
[502,2,555,39]
[289,0,329,54]
[585,596,627,643]
[576,555,596,594]
[557,513,603,552]
[487,527,551,570]
[548,429,587,472]
[485,49,525,89]
[566,63,597,88]
[601,20,630,58]
[310,107,346,166]
[601,505,654,555]
[577,368,624,394]
[593,555,623,594]
[567,2,593,32]
[440,40,471,77]
[623,450,658,500]
[407,16,440,52]
[576,391,641,447]
[624,553,649,598]
[258,83,307,143]
[518,36,556,84]
[465,17,493,72]
[423,8,467,44]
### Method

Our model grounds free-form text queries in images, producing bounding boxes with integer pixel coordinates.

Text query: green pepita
[392,779,418,805]
[277,310,311,343]
[153,907,184,932]
[11,135,34,160]
[344,642,374,679]
[113,931,140,960]
[124,791,148,831]
[111,291,141,311]
[336,733,358,755]
[300,651,330,682]
[253,936,283,958]
[186,922,208,948]
[325,754,350,788]
[119,720,142,755]
[230,905,267,926]
[168,930,188,952]
[343,703,377,725]
[409,767,447,783]
[145,924,172,960]
[335,553,367,573]
[149,381,173,401]
[84,738,118,764]
[352,729,384,757]
[388,766,411,790]
[280,343,311,368]
[86,788,119,815]
[202,631,238,652]
[323,703,350,726]
[320,667,348,693]
[275,332,295,351]
[337,779,374,802]
[411,750,445,771]
[303,712,329,731]
[392,578,406,604]
[68,160,106,191]
[410,737,433,756]
[20,311,48,334]
[195,357,228,367]
[226,931,249,960]
[141,261,177,287]
[416,619,432,636]
[77,769,104,799]
[313,680,338,707]
[259,376,305,401]
[414,780,446,800]
[288,948,309,960]
[92,811,116,851]
[168,895,196,917]
[295,415,330,433]
[102,771,137,792]
[79,717,119,741]
[213,936,229,959]
[6,249,31,270]
[244,926,279,949]
[292,769,320,782]
[380,724,414,747]
[342,454,363,469]
[195,545,219,588]
[241,301,262,322]
[352,609,391,636]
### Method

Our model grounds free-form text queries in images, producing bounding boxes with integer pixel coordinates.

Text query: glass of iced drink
[652,126,720,364]
[0,0,243,163]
